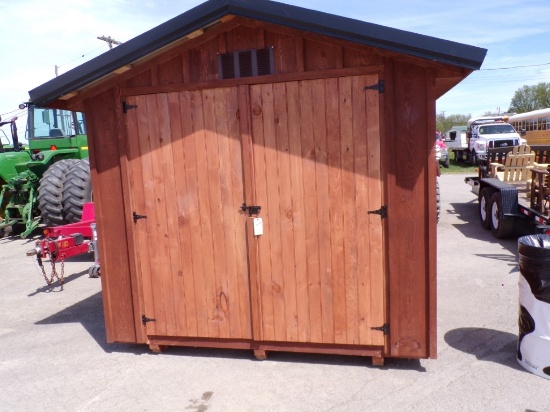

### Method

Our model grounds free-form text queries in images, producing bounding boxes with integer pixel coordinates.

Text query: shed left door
[125,89,253,340]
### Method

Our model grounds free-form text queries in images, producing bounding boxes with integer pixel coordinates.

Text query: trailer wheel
[38,159,78,226]
[479,187,494,229]
[489,191,514,238]
[62,158,91,223]
[454,151,460,161]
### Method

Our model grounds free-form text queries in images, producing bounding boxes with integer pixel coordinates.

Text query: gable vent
[218,47,275,80]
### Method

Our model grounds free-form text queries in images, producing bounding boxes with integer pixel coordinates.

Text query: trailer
[27,202,100,287]
[465,145,550,238]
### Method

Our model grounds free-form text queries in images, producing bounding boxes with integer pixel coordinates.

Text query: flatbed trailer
[465,173,550,238]
[463,144,550,239]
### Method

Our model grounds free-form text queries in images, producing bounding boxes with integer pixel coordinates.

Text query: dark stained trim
[28,0,486,106]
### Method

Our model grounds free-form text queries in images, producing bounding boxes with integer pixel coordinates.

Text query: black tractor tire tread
[62,158,92,223]
[37,159,78,226]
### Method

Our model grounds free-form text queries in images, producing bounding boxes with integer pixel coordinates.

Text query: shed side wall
[385,59,435,358]
[86,88,139,343]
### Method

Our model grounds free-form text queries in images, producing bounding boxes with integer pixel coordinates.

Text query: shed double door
[126,74,385,347]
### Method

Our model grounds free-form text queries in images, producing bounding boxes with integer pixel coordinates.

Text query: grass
[439,158,478,175]
[441,161,477,174]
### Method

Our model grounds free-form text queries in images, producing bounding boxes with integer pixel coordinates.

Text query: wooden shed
[29,0,486,364]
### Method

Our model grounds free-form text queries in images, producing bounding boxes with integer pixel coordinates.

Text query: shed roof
[28,0,486,106]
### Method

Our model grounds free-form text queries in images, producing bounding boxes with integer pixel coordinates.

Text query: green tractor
[0,116,31,222]
[0,104,91,237]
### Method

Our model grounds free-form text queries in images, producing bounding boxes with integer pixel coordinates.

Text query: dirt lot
[1,173,549,411]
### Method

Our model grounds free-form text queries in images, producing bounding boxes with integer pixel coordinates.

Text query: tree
[436,113,470,133]
[508,82,550,113]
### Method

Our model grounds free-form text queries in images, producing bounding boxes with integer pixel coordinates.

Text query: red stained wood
[70,18,444,360]
[87,89,136,343]
[226,25,265,51]
[248,76,384,347]
[126,88,252,341]
[304,39,342,71]
[386,61,431,358]
[157,55,184,85]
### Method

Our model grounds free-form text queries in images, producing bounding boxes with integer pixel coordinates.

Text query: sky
[1,0,550,140]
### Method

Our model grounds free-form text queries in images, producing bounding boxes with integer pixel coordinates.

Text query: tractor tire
[37,159,78,227]
[62,158,92,223]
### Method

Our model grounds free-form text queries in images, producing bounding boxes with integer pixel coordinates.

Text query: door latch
[241,203,261,216]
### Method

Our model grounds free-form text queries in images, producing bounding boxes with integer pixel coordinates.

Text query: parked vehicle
[0,117,31,232]
[444,126,468,161]
[509,108,550,146]
[466,116,524,165]
[0,104,91,237]
[436,131,449,168]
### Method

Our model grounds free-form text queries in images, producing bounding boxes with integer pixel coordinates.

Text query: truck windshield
[29,107,86,139]
[479,124,515,134]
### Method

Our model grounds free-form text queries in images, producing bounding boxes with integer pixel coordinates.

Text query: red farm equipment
[27,202,99,288]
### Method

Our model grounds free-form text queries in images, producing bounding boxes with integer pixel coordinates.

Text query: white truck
[466,116,524,165]
[444,126,468,161]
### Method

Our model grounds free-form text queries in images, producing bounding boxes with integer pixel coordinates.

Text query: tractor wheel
[38,159,78,227]
[62,158,92,223]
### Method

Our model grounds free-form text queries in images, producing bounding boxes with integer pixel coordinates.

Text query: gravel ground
[0,173,549,412]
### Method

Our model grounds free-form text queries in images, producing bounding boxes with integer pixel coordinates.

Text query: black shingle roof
[28,0,487,106]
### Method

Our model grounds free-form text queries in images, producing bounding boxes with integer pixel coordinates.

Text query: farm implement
[27,202,100,288]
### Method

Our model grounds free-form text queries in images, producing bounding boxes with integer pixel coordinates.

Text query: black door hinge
[368,205,387,219]
[142,315,156,325]
[364,80,385,93]
[133,211,147,223]
[123,101,138,113]
[371,323,389,335]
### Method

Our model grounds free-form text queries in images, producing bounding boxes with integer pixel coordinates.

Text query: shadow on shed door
[246,75,386,346]
[125,88,253,340]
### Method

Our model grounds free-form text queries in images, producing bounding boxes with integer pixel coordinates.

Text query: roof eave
[28,0,486,106]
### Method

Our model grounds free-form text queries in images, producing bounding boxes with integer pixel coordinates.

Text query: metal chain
[36,252,65,289]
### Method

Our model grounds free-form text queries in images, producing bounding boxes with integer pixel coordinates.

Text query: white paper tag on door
[253,217,263,236]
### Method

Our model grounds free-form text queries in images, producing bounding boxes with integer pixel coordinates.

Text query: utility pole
[97,35,122,49]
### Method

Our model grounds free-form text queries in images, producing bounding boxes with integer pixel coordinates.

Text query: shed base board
[146,335,385,365]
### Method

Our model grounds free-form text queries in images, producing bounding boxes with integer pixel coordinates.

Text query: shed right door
[246,75,386,346]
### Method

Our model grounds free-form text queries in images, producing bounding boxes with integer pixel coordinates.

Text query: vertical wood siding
[86,88,137,343]
[249,75,385,346]
[386,61,431,358]
[126,88,252,340]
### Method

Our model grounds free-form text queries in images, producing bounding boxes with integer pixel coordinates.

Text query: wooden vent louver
[218,47,274,80]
